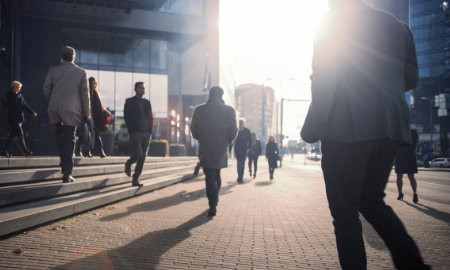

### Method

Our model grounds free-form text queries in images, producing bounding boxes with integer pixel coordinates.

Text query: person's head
[239,119,245,128]
[269,136,275,143]
[60,46,76,62]
[209,86,224,98]
[134,82,145,98]
[10,81,22,94]
[88,77,98,91]
[251,133,256,140]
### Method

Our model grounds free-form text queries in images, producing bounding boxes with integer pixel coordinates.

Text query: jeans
[126,132,151,180]
[236,158,245,181]
[321,139,427,270]
[54,123,76,175]
[203,168,221,208]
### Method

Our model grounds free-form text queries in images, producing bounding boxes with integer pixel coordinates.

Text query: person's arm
[148,101,153,134]
[227,108,238,145]
[22,96,37,117]
[404,24,418,91]
[190,109,199,140]
[79,71,91,121]
[124,99,131,132]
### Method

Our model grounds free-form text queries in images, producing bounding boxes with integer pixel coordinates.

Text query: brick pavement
[0,157,448,269]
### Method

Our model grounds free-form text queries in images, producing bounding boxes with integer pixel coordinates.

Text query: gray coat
[43,61,90,126]
[301,2,418,146]
[191,96,237,169]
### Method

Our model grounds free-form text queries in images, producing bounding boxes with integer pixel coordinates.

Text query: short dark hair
[88,77,96,90]
[209,86,224,97]
[60,46,75,62]
[134,82,144,90]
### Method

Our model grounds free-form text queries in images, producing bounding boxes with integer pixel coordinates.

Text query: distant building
[235,84,277,145]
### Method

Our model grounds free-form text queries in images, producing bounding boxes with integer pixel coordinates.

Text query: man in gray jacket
[301,1,430,269]
[190,86,237,216]
[43,46,90,183]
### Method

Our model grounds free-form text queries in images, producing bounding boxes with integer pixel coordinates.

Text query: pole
[280,98,284,148]
[430,99,433,147]
[261,85,266,141]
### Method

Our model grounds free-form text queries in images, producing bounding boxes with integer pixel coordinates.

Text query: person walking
[124,82,153,187]
[190,86,237,216]
[43,46,90,183]
[0,81,37,157]
[265,136,278,180]
[395,129,420,203]
[248,133,262,178]
[234,119,252,183]
[300,0,430,269]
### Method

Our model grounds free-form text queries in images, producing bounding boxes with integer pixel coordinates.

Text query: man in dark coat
[248,133,262,178]
[300,1,430,269]
[234,119,252,183]
[191,86,237,216]
[124,82,153,187]
[0,81,37,157]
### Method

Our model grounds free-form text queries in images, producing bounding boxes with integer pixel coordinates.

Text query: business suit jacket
[123,96,153,134]
[234,127,252,160]
[2,91,36,124]
[248,139,262,158]
[301,2,418,146]
[191,96,237,169]
[43,61,90,126]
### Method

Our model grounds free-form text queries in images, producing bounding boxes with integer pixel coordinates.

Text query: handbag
[79,120,95,151]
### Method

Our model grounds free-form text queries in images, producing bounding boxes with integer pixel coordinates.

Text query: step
[0,160,195,185]
[0,171,201,237]
[0,165,196,207]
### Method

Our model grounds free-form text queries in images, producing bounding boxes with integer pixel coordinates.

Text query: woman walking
[265,136,279,180]
[395,129,420,203]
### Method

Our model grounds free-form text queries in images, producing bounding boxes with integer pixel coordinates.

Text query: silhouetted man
[301,1,430,269]
[234,119,252,183]
[248,133,262,178]
[43,46,90,183]
[124,82,153,187]
[191,86,237,216]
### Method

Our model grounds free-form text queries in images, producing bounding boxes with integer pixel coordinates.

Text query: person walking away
[43,46,90,183]
[395,129,421,203]
[278,147,285,167]
[234,119,252,183]
[124,82,153,187]
[248,133,262,178]
[190,86,237,216]
[265,136,278,180]
[300,0,430,269]
[0,81,37,157]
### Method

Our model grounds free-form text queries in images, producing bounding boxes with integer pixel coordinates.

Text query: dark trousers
[248,155,259,174]
[1,122,29,154]
[321,139,426,270]
[126,132,150,180]
[203,168,221,208]
[75,125,103,154]
[237,157,246,181]
[54,123,76,175]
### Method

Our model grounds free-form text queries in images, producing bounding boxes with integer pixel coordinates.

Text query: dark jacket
[190,96,237,169]
[248,139,262,158]
[124,96,153,134]
[90,88,108,132]
[301,1,418,146]
[265,141,279,168]
[234,127,252,160]
[2,90,35,124]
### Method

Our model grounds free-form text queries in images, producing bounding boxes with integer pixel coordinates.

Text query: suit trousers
[202,168,221,208]
[321,139,426,270]
[126,132,150,180]
[1,122,29,153]
[54,123,76,175]
[236,157,246,181]
[248,155,259,174]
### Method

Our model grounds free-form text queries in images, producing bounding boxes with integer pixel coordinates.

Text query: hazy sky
[220,0,329,141]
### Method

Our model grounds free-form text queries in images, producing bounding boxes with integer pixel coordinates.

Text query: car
[307,153,321,161]
[416,159,425,167]
[428,158,450,168]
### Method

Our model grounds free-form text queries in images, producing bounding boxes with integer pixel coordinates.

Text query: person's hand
[87,116,92,122]
[33,112,37,117]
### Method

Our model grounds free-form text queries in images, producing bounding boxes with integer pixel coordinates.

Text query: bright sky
[219,0,329,141]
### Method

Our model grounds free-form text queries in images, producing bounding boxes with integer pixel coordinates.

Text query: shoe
[62,174,75,183]
[125,162,131,177]
[132,179,143,187]
[82,150,92,158]
[397,193,404,200]
[413,193,419,204]
[249,170,252,177]
[270,175,273,180]
[99,149,107,158]
[24,150,33,157]
[0,150,11,157]
[253,172,256,178]
[208,207,216,217]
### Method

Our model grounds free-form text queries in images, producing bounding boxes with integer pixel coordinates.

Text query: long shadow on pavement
[403,201,450,225]
[100,181,237,222]
[50,211,212,270]
[254,180,273,187]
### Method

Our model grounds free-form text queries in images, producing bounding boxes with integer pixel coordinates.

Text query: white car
[428,158,450,168]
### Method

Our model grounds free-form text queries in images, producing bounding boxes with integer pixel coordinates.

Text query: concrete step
[0,170,200,237]
[0,160,195,185]
[0,164,196,207]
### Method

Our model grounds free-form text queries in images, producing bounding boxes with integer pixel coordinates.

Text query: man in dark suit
[191,86,237,216]
[301,1,430,269]
[248,133,262,178]
[234,119,252,183]
[124,82,153,187]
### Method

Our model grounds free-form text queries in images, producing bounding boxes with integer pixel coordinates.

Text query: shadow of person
[51,211,212,270]
[403,201,450,225]
[100,182,237,222]
[254,181,273,187]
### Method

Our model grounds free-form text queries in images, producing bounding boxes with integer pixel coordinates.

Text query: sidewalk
[0,158,448,269]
